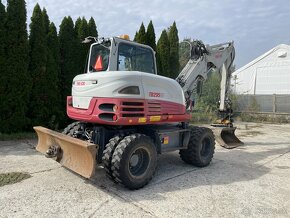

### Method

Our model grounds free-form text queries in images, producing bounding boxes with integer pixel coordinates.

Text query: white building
[233,44,290,95]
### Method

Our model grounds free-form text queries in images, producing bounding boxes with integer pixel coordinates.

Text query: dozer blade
[212,127,244,149]
[33,126,98,178]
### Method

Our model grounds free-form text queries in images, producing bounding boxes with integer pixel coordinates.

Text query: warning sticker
[163,136,169,144]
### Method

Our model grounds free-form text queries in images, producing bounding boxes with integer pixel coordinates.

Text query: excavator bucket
[212,127,244,149]
[33,126,98,178]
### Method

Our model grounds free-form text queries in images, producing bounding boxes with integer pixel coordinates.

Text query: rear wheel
[180,127,215,167]
[111,134,157,190]
[102,135,123,181]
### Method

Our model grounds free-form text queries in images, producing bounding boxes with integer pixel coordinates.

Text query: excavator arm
[176,40,243,148]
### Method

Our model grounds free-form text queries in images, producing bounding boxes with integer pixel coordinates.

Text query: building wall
[236,94,290,113]
[234,45,290,95]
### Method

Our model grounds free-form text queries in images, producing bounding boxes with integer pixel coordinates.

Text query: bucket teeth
[33,126,98,178]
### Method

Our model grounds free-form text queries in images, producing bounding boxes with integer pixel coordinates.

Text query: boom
[176,41,235,113]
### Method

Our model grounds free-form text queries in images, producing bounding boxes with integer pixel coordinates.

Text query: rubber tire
[179,127,215,167]
[62,122,81,137]
[111,134,157,190]
[102,135,123,181]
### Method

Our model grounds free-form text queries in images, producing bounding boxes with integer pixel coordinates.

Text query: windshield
[89,40,111,72]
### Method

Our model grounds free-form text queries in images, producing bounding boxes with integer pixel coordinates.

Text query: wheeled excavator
[34,35,243,189]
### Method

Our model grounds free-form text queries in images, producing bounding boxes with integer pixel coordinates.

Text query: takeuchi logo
[76,81,86,86]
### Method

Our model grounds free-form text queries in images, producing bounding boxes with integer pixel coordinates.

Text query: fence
[235,94,290,114]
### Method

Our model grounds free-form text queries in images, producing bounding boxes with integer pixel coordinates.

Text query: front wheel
[111,134,157,190]
[62,122,81,137]
[180,127,215,167]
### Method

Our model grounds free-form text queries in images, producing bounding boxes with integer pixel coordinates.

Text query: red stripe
[67,96,191,125]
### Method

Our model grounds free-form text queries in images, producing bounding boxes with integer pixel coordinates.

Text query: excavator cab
[83,36,156,74]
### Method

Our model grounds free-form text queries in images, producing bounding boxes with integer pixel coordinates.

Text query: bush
[191,111,218,124]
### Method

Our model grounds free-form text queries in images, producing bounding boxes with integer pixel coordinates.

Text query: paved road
[0,123,290,217]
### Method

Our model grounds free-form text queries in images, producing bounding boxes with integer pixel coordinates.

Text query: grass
[190,111,218,124]
[0,132,36,141]
[191,111,290,125]
[237,113,290,124]
[0,172,31,187]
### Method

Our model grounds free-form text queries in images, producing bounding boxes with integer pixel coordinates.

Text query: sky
[3,0,290,68]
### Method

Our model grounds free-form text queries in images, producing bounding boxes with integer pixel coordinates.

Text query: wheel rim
[200,137,211,157]
[129,147,150,177]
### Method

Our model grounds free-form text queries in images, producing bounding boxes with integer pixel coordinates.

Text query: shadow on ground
[86,141,290,202]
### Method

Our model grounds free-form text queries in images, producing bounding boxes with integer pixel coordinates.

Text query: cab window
[89,41,111,72]
[118,43,155,74]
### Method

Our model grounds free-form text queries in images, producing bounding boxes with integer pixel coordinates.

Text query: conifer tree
[156,30,170,77]
[0,0,30,132]
[133,31,138,42]
[75,17,88,73]
[59,16,79,104]
[135,22,146,44]
[0,1,6,69]
[75,17,82,35]
[146,20,156,51]
[168,21,179,78]
[42,8,49,34]
[0,0,6,131]
[28,4,49,126]
[45,22,63,128]
[88,17,98,37]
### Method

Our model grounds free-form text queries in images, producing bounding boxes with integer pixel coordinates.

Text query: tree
[196,72,221,112]
[0,0,6,70]
[168,21,179,78]
[59,16,79,105]
[156,30,170,77]
[28,4,49,126]
[146,20,156,51]
[42,7,49,35]
[75,17,88,73]
[133,31,138,42]
[0,0,6,131]
[45,22,63,128]
[135,22,146,44]
[0,0,30,133]
[75,17,82,36]
[88,17,98,37]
